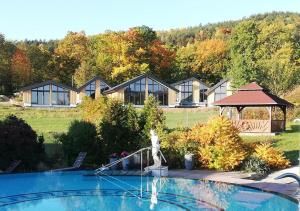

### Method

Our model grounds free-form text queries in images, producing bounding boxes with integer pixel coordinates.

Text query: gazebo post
[283,106,287,130]
[269,106,272,133]
[237,106,244,120]
[219,106,225,116]
[279,105,287,130]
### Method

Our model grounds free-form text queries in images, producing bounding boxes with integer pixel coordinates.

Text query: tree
[55,31,90,62]
[0,115,45,170]
[192,39,229,83]
[228,15,300,95]
[10,48,32,89]
[0,34,15,95]
[26,44,52,83]
[58,120,103,166]
[139,95,166,147]
[100,99,141,155]
[228,20,261,89]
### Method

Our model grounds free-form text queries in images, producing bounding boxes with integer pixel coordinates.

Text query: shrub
[242,156,271,176]
[160,130,185,168]
[58,120,103,166]
[80,96,107,124]
[139,95,166,147]
[253,143,290,169]
[0,115,45,171]
[100,99,141,156]
[196,116,246,171]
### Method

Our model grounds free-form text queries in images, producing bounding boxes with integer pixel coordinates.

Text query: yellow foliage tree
[196,116,246,171]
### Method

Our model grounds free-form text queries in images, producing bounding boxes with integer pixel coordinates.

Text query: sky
[1,0,299,40]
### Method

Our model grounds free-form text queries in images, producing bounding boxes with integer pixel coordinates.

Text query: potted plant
[177,132,197,170]
[121,151,129,170]
[109,153,118,170]
[184,153,194,170]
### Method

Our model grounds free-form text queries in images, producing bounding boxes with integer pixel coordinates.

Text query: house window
[200,83,208,102]
[178,81,193,103]
[51,85,70,105]
[100,82,109,93]
[31,85,50,105]
[200,89,207,102]
[124,78,146,105]
[214,82,227,101]
[148,78,168,106]
[85,81,96,98]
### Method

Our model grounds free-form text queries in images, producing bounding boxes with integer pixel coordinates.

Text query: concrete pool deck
[169,168,300,201]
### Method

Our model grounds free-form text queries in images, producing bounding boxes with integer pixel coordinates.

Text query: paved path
[168,169,300,201]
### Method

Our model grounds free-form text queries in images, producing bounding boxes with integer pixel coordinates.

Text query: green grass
[165,109,218,128]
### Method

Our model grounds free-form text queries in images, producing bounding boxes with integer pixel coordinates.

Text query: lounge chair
[52,152,87,172]
[0,160,21,174]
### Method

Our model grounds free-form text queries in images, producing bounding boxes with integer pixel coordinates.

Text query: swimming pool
[0,171,297,210]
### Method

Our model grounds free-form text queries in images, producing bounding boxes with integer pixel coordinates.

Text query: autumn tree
[176,39,229,84]
[10,48,32,89]
[228,15,300,95]
[55,31,90,62]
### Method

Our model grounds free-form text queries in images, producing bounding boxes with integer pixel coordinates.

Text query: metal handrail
[95,146,167,174]
[95,147,151,173]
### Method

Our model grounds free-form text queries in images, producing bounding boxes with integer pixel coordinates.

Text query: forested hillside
[0,12,299,97]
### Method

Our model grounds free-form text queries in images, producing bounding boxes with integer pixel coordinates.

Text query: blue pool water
[0,171,297,210]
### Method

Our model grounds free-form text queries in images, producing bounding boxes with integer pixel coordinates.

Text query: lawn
[0,105,299,164]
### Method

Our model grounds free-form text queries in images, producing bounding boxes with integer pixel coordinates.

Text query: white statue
[150,129,161,168]
[145,129,161,172]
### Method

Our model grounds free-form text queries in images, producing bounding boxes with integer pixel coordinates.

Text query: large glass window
[176,81,193,104]
[124,78,146,105]
[85,81,96,98]
[214,82,227,101]
[200,84,208,102]
[100,82,109,93]
[52,85,70,105]
[148,78,168,106]
[31,85,50,105]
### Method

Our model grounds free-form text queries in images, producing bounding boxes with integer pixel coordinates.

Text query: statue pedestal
[149,166,168,177]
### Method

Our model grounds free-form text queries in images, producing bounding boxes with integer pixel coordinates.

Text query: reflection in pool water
[0,171,297,210]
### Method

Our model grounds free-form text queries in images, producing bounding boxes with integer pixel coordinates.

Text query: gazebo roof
[213,82,293,107]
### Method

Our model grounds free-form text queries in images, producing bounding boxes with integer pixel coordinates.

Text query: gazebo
[213,82,293,134]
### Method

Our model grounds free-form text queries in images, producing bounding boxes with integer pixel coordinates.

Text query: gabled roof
[103,73,179,94]
[20,80,77,92]
[171,77,210,88]
[238,82,264,91]
[213,82,293,107]
[77,76,112,91]
[205,79,228,95]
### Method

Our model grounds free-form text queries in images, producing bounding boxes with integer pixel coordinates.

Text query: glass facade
[31,85,50,105]
[176,81,193,103]
[124,78,146,105]
[214,82,227,101]
[85,81,96,98]
[85,80,109,99]
[51,85,70,105]
[200,83,208,102]
[100,82,109,93]
[124,77,169,106]
[148,78,168,106]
